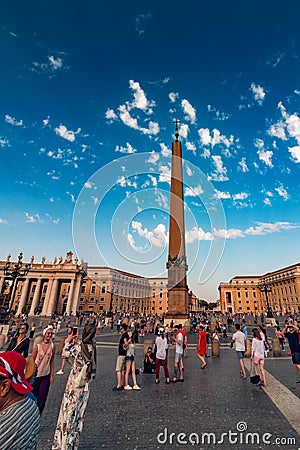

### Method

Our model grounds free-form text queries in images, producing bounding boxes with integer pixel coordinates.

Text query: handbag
[249,361,260,385]
[73,362,88,388]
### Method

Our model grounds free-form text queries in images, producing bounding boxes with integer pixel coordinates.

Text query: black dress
[6,337,30,357]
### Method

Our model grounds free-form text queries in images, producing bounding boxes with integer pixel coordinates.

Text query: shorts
[236,351,245,360]
[174,352,183,364]
[115,355,126,372]
[292,352,300,365]
[125,355,134,362]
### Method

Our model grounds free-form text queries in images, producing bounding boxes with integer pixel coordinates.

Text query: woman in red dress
[197,324,207,369]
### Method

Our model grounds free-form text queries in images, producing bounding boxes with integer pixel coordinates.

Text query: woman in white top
[251,328,266,387]
[124,329,140,390]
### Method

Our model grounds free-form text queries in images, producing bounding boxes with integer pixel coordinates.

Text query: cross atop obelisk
[165,120,189,323]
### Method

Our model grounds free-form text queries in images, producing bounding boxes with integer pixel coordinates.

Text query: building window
[90,297,95,302]
[31,285,36,293]
[80,297,84,302]
[81,286,86,294]
[237,292,241,298]
[101,286,105,293]
[100,297,105,302]
[91,286,96,294]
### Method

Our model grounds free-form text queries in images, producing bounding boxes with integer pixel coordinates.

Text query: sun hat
[43,325,54,336]
[0,351,33,395]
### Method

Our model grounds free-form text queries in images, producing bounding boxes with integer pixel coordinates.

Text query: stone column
[16,278,31,316]
[45,278,60,317]
[70,275,82,314]
[29,279,43,316]
[66,279,75,315]
[41,279,53,316]
[0,277,4,294]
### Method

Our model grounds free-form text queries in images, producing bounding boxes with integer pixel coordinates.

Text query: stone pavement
[37,329,300,450]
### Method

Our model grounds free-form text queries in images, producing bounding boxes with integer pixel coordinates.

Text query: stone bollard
[272,337,282,357]
[144,338,154,356]
[245,339,251,358]
[212,338,220,356]
[0,334,5,349]
[57,338,65,355]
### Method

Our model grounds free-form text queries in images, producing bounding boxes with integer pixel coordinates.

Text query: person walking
[251,328,266,387]
[112,323,129,391]
[231,323,246,379]
[56,326,74,375]
[171,325,184,382]
[31,325,56,414]
[197,324,207,369]
[124,331,141,390]
[154,328,170,384]
[52,323,97,450]
[6,323,30,357]
[283,322,300,383]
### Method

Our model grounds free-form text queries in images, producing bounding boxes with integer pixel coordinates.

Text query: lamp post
[4,253,31,312]
[258,283,273,318]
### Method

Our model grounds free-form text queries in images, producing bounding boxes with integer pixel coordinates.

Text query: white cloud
[43,116,50,126]
[179,124,189,139]
[208,155,228,181]
[186,141,196,153]
[160,143,171,158]
[275,185,289,200]
[185,227,214,243]
[116,175,137,189]
[181,99,196,124]
[169,92,179,103]
[263,197,272,206]
[115,142,137,154]
[233,192,248,200]
[54,124,81,142]
[91,196,99,205]
[0,138,9,147]
[158,165,171,184]
[288,146,300,162]
[105,109,117,121]
[84,181,95,189]
[245,221,297,235]
[198,128,211,146]
[238,157,249,172]
[131,221,167,248]
[214,190,231,200]
[268,121,286,140]
[135,13,151,35]
[129,79,155,113]
[257,149,273,168]
[184,184,204,197]
[250,83,266,105]
[147,151,160,164]
[5,114,23,126]
[148,175,157,187]
[24,212,42,223]
[0,218,8,224]
[213,228,244,239]
[48,55,63,70]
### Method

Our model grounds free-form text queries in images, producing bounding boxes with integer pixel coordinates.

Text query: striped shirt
[0,396,40,450]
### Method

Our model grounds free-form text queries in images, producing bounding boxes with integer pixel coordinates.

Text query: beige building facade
[218,263,300,315]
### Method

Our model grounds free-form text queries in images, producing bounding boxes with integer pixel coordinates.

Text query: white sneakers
[124,384,141,390]
[56,369,64,375]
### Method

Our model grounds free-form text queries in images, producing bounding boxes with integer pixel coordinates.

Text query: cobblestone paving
[38,331,299,450]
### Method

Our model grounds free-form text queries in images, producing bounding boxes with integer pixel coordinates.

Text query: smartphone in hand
[72,327,78,335]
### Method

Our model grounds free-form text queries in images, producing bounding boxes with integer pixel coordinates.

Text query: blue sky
[0,0,299,301]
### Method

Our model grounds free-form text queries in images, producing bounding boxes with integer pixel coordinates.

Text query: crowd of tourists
[0,310,299,449]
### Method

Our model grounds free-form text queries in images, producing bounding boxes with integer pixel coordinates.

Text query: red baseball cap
[0,352,33,395]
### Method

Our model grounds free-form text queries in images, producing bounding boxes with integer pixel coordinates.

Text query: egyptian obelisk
[166,120,188,323]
